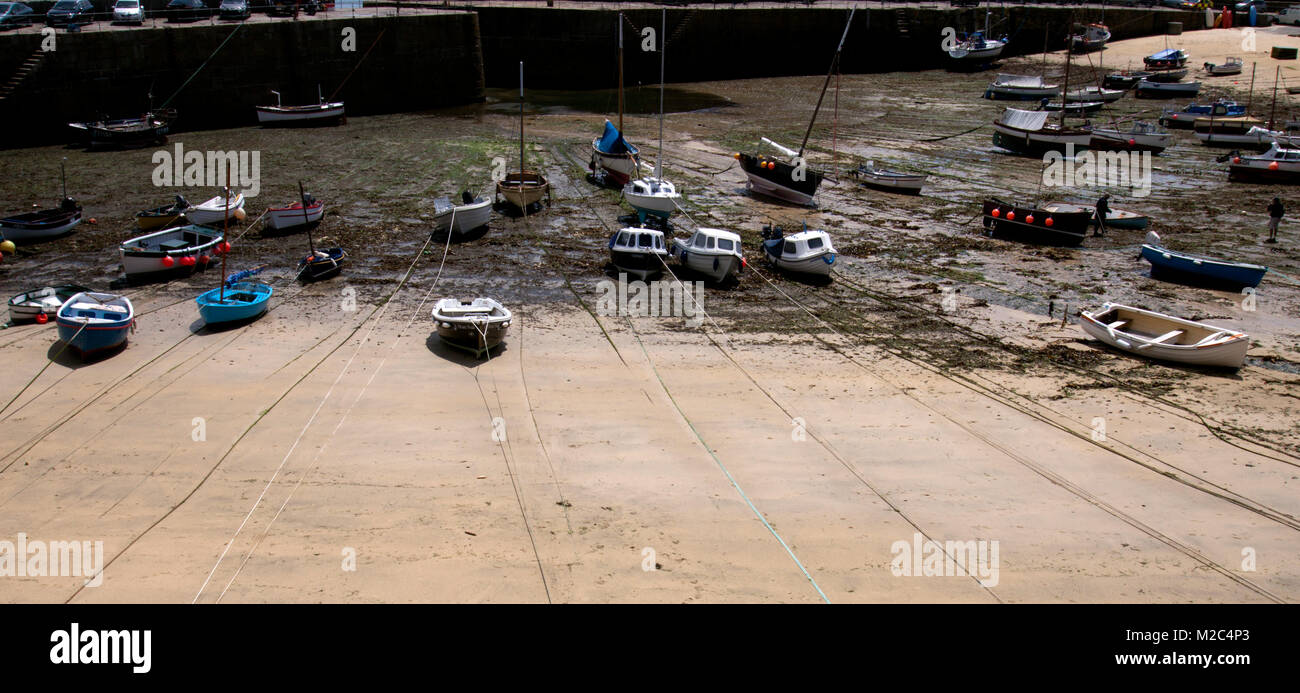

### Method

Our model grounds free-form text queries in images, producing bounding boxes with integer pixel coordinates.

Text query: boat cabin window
[693,234,706,248]
[617,232,630,246]
[717,239,734,251]
[637,233,653,248]
[783,241,798,256]
[807,236,824,249]
[706,236,716,249]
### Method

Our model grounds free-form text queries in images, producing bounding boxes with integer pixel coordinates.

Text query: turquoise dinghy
[196,280,272,325]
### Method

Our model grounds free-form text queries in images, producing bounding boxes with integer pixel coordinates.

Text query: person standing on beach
[1267,197,1284,244]
[1094,194,1110,237]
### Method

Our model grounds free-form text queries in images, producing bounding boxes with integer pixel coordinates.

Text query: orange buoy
[1006,211,1016,221]
[1026,214,1035,224]
[1045,217,1054,227]
[991,208,1000,218]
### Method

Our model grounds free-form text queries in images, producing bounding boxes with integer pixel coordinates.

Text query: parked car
[45,0,95,26]
[218,0,249,19]
[269,0,321,16]
[1235,0,1268,11]
[0,2,37,28]
[166,0,209,21]
[1160,0,1199,7]
[112,0,143,24]
[1278,6,1300,25]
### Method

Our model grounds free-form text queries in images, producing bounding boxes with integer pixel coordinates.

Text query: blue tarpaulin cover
[595,120,638,156]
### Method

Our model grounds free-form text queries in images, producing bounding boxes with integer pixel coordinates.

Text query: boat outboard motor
[174,194,189,211]
[462,190,475,205]
[1144,230,1161,247]
[60,197,78,211]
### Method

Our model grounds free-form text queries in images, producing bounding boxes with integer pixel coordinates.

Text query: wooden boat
[608,226,668,280]
[1135,80,1201,98]
[55,291,135,357]
[0,199,81,242]
[432,193,492,236]
[984,74,1061,100]
[1064,86,1125,103]
[120,225,223,280]
[185,190,245,226]
[68,109,174,148]
[1228,142,1300,183]
[135,195,189,231]
[1069,23,1110,53]
[1194,117,1270,147]
[265,195,324,231]
[255,89,344,126]
[1103,71,1151,90]
[590,14,642,186]
[982,198,1092,246]
[196,281,272,325]
[1088,121,1172,154]
[1160,100,1245,128]
[8,285,88,323]
[850,161,926,194]
[1079,303,1249,370]
[1039,99,1104,115]
[1144,48,1188,70]
[496,63,550,215]
[1140,233,1266,288]
[431,297,512,358]
[738,8,852,206]
[992,108,1090,155]
[669,227,745,283]
[1145,68,1190,83]
[299,247,346,280]
[760,226,836,277]
[1204,57,1244,76]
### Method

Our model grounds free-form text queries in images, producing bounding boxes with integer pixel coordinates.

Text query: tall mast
[1247,61,1256,116]
[799,7,855,157]
[655,9,664,180]
[617,13,624,134]
[220,161,230,302]
[1270,65,1280,131]
[518,61,525,174]
[1060,21,1071,128]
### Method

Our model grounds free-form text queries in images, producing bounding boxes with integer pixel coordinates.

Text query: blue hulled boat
[55,291,134,357]
[1141,238,1267,288]
[196,281,272,325]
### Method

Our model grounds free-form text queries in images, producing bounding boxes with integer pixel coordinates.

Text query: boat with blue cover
[55,291,134,357]
[1159,100,1245,129]
[1140,232,1267,288]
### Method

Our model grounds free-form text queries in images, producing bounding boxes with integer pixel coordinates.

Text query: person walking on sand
[1267,197,1284,243]
[1094,194,1110,237]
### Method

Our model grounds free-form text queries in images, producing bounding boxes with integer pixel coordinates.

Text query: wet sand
[0,29,1298,603]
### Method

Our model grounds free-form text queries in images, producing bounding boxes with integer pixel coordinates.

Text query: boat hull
[432,198,493,234]
[992,122,1091,155]
[186,195,245,226]
[609,249,667,280]
[55,292,134,357]
[298,247,347,281]
[737,154,822,206]
[119,225,223,280]
[255,103,345,126]
[670,238,742,283]
[0,208,82,242]
[591,141,640,186]
[496,171,549,212]
[982,199,1090,246]
[1080,303,1248,369]
[1088,130,1170,154]
[266,202,325,231]
[761,242,834,277]
[1141,244,1267,288]
[1228,161,1300,183]
[196,282,273,325]
[8,285,88,323]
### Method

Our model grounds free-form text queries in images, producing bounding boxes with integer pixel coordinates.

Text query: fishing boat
[496,62,550,215]
[255,88,345,126]
[432,192,493,236]
[55,291,135,357]
[984,74,1061,101]
[196,281,272,325]
[992,108,1091,155]
[0,161,82,242]
[185,189,245,226]
[1203,57,1244,76]
[669,227,745,283]
[1145,68,1190,83]
[265,193,324,231]
[589,13,642,186]
[1088,121,1172,154]
[1103,71,1151,90]
[1064,86,1125,103]
[68,109,174,148]
[760,225,836,277]
[621,11,681,223]
[1140,232,1267,288]
[1039,99,1104,115]
[431,298,512,358]
[947,11,1007,65]
[737,8,853,207]
[299,247,347,280]
[135,195,189,231]
[608,226,668,280]
[7,285,88,323]
[982,199,1092,246]
[1079,302,1249,370]
[120,225,224,280]
[1159,100,1246,128]
[1228,141,1300,183]
[1194,117,1270,147]
[1069,22,1110,53]
[1144,48,1188,70]
[850,161,926,194]
[1135,79,1201,98]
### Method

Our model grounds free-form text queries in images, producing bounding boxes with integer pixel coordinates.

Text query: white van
[1278,7,1300,25]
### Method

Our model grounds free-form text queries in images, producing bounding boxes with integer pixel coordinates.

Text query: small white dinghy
[669,227,745,283]
[185,190,245,226]
[851,161,926,194]
[760,226,836,277]
[433,192,493,236]
[1079,303,1249,369]
[265,194,324,231]
[8,285,88,323]
[431,297,512,358]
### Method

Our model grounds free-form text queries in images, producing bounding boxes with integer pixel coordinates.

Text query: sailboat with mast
[992,23,1090,156]
[590,12,642,187]
[623,9,680,225]
[195,161,272,326]
[295,182,347,281]
[735,7,854,207]
[496,62,551,215]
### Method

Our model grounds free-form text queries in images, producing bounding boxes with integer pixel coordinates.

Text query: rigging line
[192,231,435,603]
[0,323,85,418]
[159,22,244,109]
[328,28,388,101]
